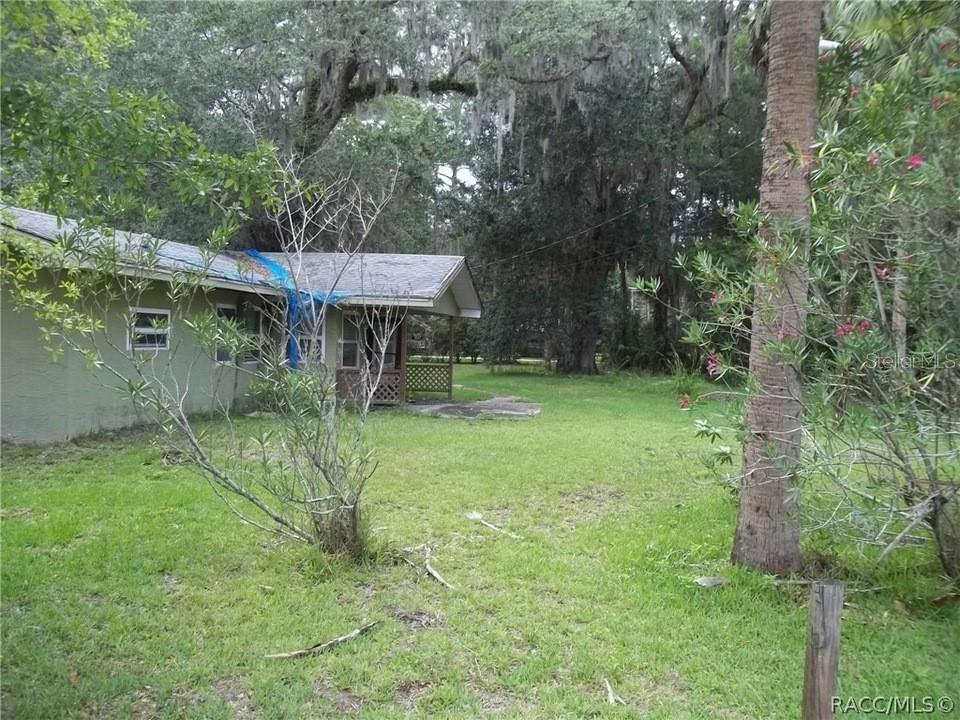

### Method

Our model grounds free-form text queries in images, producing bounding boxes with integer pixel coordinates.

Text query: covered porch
[336,314,459,405]
[256,250,481,406]
[292,254,482,405]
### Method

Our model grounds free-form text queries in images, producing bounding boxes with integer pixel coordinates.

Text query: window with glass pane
[297,317,324,366]
[370,316,398,369]
[381,331,398,369]
[129,308,170,350]
[242,305,263,363]
[341,315,360,368]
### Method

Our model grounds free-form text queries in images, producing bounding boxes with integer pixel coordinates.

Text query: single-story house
[0,206,481,443]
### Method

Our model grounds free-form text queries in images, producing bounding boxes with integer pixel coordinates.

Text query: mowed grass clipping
[2,366,957,719]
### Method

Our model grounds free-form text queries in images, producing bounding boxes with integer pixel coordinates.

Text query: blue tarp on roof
[245,249,350,369]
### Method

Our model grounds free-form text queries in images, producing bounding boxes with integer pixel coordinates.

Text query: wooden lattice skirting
[406,363,452,395]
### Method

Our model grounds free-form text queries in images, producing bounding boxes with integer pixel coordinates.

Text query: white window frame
[296,314,325,367]
[242,305,264,365]
[127,307,171,352]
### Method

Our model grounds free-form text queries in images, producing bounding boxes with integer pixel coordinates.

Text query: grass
[2,366,957,719]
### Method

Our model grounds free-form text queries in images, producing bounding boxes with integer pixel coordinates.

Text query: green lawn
[2,366,957,719]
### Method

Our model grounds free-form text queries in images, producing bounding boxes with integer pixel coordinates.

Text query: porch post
[447,316,455,400]
[399,315,408,403]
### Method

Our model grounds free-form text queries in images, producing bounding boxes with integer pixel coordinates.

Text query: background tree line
[2,0,765,374]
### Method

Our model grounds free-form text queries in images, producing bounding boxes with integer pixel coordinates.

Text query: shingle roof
[1,206,481,316]
[256,251,464,302]
[1,206,278,292]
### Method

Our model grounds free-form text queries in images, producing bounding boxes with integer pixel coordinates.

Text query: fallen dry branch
[265,620,379,659]
[424,544,457,591]
[400,542,457,591]
[465,511,523,539]
[603,677,626,705]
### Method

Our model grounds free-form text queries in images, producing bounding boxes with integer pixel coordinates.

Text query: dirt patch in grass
[468,684,512,713]
[560,486,626,529]
[2,426,159,467]
[81,688,161,720]
[213,678,256,719]
[2,602,26,618]
[160,572,183,596]
[0,507,34,520]
[653,670,690,701]
[314,678,366,714]
[130,689,162,720]
[489,505,514,526]
[394,679,432,710]
[358,580,377,600]
[394,608,443,629]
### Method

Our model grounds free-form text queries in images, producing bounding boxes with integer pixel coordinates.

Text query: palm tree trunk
[731,0,821,575]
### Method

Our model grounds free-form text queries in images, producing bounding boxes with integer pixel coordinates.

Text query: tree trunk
[556,256,608,374]
[892,245,908,370]
[930,494,960,582]
[731,0,821,575]
[321,503,364,559]
[557,309,600,373]
[652,266,677,370]
[299,50,362,155]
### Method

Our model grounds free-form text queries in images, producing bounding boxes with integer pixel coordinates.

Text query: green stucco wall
[1,273,276,444]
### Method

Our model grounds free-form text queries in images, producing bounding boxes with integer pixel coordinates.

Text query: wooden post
[802,581,843,720]
[447,316,455,400]
[398,315,407,403]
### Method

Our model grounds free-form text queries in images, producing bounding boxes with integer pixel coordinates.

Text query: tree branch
[667,40,701,82]
[507,52,611,85]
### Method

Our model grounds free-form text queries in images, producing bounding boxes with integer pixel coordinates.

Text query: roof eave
[431,256,482,317]
[2,222,285,297]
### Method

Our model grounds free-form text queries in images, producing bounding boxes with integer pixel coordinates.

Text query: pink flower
[776,329,794,341]
[857,319,872,333]
[876,266,891,280]
[867,152,881,167]
[848,85,860,99]
[679,394,691,409]
[706,354,722,378]
[906,154,924,170]
[835,322,855,339]
[710,291,720,306]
